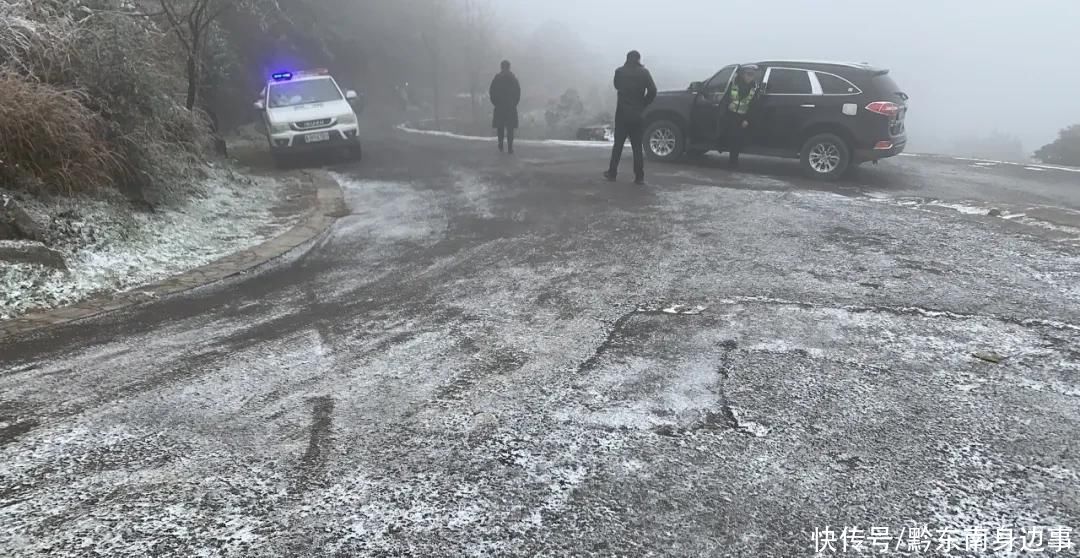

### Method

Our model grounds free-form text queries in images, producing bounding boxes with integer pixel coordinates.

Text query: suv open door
[688,65,737,147]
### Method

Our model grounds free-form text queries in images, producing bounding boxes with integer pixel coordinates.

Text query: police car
[254,69,363,165]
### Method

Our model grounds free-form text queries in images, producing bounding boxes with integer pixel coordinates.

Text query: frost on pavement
[3,168,1080,556]
[0,170,298,319]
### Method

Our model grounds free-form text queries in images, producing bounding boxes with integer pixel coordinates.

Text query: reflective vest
[728,82,759,115]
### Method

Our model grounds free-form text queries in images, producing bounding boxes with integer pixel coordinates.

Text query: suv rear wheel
[645,120,685,162]
[800,133,851,180]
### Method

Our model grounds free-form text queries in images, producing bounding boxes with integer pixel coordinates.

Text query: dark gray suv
[642,61,909,180]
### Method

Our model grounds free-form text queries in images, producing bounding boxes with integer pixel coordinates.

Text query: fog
[499,0,1080,157]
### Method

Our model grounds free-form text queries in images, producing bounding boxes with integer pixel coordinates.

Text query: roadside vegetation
[1036,124,1080,167]
[0,0,286,317]
[0,0,215,202]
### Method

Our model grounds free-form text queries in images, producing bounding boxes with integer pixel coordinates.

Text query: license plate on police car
[304,132,330,143]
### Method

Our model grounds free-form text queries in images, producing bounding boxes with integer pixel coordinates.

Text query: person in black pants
[604,50,657,185]
[489,60,521,154]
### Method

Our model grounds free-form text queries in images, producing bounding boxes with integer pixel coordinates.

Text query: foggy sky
[500,0,1080,154]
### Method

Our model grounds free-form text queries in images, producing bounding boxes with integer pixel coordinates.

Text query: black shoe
[634,177,646,185]
[498,143,505,153]
[603,171,617,182]
[508,146,514,154]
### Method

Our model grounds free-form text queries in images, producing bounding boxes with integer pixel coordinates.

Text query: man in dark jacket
[489,60,521,154]
[604,50,657,185]
[720,64,761,169]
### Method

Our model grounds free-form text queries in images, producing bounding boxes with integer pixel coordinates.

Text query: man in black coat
[604,50,657,185]
[489,60,521,154]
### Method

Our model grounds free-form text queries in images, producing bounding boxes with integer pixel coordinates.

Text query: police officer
[605,50,657,185]
[722,64,761,169]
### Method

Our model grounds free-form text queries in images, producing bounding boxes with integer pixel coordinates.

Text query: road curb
[396,121,611,149]
[0,170,346,341]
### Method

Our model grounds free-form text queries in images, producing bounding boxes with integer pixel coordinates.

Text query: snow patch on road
[451,168,498,219]
[1008,214,1080,238]
[925,201,991,215]
[328,175,449,243]
[638,303,708,315]
[954,156,1080,174]
[864,195,1080,244]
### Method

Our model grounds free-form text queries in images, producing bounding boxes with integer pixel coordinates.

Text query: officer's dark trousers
[608,118,645,180]
[497,127,515,151]
[726,115,749,166]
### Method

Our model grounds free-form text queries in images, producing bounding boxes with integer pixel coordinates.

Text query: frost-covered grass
[0,169,297,319]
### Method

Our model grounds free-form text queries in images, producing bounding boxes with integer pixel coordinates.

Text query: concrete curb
[0,170,346,341]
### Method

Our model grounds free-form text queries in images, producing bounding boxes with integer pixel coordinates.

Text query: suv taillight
[865,102,900,117]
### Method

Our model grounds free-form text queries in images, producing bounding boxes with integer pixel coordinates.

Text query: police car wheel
[800,133,850,181]
[645,120,684,162]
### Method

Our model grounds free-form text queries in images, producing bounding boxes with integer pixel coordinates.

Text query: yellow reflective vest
[728,82,759,115]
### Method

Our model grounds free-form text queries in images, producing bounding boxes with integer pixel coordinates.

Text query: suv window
[705,65,736,91]
[766,68,812,95]
[817,72,859,95]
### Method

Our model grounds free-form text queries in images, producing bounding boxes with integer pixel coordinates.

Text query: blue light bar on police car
[271,72,293,81]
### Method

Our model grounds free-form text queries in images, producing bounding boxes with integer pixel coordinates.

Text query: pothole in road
[651,407,770,439]
[558,296,1079,443]
[562,306,775,438]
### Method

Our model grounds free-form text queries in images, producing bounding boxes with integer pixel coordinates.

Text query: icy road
[2,129,1080,557]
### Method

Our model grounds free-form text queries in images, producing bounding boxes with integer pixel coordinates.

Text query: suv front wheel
[800,133,851,180]
[644,120,685,162]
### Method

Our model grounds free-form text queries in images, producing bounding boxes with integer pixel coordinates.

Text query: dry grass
[1,0,215,199]
[0,0,79,83]
[0,73,118,194]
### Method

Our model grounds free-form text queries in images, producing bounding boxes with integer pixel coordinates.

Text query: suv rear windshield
[268,78,342,108]
[868,73,907,102]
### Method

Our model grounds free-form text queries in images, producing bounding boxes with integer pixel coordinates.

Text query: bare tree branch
[84,8,168,18]
[158,0,192,52]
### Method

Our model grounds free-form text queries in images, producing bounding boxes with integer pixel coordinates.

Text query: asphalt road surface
[3,127,1080,557]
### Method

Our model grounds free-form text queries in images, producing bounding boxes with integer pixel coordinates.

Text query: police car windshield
[268,78,341,108]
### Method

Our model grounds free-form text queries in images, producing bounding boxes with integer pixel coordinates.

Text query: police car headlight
[270,122,291,134]
[338,113,357,126]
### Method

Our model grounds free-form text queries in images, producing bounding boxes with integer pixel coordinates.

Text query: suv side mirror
[689,81,704,94]
[345,90,358,100]
[253,100,265,111]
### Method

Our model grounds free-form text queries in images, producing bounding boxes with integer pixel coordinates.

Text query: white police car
[254,69,362,165]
